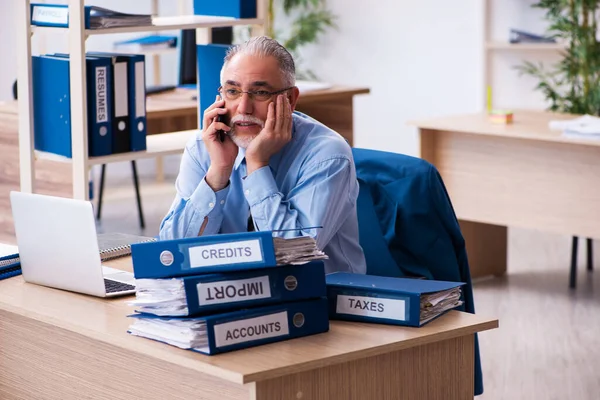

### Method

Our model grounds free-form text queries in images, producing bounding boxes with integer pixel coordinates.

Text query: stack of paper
[420,287,463,325]
[129,317,210,352]
[87,6,152,29]
[131,278,188,316]
[549,114,600,140]
[273,236,328,265]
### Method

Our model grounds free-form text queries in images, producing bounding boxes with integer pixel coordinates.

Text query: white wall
[298,0,484,156]
[0,0,557,157]
[0,1,18,102]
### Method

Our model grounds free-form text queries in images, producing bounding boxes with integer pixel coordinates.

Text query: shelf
[32,15,264,36]
[35,129,197,166]
[485,41,566,51]
[112,47,178,56]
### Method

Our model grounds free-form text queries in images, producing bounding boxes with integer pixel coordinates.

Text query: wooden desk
[146,86,370,146]
[411,109,600,278]
[0,257,498,400]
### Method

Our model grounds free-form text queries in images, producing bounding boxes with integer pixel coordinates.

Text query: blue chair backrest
[352,147,484,396]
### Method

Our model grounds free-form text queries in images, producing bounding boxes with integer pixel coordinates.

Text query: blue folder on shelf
[193,0,257,19]
[196,43,231,123]
[33,54,113,158]
[132,231,277,279]
[87,52,133,153]
[326,272,466,327]
[131,261,326,317]
[128,297,330,355]
[30,4,151,29]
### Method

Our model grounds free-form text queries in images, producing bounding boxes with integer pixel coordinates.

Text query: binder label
[214,311,289,348]
[188,239,263,268]
[336,295,406,321]
[197,275,271,305]
[95,66,108,123]
[32,6,69,25]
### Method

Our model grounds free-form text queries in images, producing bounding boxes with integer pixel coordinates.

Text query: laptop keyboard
[104,278,136,294]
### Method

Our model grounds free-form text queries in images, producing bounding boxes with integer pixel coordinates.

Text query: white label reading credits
[214,311,289,348]
[188,239,263,268]
[198,275,271,305]
[336,295,406,321]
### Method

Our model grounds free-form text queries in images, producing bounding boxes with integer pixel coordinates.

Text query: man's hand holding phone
[246,94,293,175]
[202,95,237,192]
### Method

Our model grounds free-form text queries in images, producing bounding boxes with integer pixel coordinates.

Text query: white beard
[228,115,265,149]
[229,130,257,149]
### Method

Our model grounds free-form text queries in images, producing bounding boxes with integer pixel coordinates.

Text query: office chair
[352,147,484,396]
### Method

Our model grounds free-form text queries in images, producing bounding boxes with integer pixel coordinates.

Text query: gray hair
[220,36,296,87]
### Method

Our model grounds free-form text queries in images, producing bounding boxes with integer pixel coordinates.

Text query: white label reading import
[188,239,263,268]
[336,295,406,321]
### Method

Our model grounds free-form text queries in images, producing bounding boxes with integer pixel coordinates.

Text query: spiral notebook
[0,243,21,281]
[98,233,157,261]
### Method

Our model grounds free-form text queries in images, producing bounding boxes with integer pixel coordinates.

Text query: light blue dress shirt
[159,111,366,274]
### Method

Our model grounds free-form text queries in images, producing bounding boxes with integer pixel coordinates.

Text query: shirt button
[209,202,215,208]
[220,200,225,205]
[245,189,250,195]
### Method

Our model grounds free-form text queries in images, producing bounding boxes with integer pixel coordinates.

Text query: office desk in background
[0,255,498,400]
[411,109,600,278]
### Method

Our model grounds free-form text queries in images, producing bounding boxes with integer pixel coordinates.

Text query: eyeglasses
[218,86,294,102]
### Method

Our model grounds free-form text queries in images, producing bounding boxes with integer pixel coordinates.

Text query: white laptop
[10,191,137,298]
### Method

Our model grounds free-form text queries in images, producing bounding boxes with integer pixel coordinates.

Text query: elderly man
[159,36,365,274]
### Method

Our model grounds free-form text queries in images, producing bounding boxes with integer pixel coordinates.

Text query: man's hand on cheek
[245,94,292,174]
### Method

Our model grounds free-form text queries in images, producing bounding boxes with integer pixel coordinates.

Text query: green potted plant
[516,0,600,115]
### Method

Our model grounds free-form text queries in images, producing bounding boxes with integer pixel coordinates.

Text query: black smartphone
[216,109,226,142]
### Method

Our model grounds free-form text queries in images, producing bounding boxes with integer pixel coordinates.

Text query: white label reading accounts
[197,276,271,305]
[214,311,289,348]
[336,295,406,321]
[188,239,263,268]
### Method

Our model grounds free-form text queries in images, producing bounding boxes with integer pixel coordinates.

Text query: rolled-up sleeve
[159,142,229,239]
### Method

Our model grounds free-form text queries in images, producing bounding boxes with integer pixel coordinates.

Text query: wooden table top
[0,256,497,385]
[409,109,600,147]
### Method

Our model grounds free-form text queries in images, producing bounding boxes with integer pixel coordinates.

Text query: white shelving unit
[482,0,564,109]
[17,0,267,200]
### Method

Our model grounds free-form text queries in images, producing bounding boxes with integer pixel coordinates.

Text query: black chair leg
[96,164,106,220]
[587,238,593,271]
[570,236,578,289]
[131,160,145,229]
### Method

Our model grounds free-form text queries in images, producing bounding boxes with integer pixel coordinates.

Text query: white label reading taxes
[197,276,271,305]
[95,66,108,123]
[32,6,69,25]
[188,239,263,268]
[214,311,289,348]
[336,295,406,321]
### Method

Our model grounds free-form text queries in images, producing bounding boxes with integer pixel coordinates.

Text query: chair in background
[352,147,484,396]
[96,162,145,229]
[570,236,593,289]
